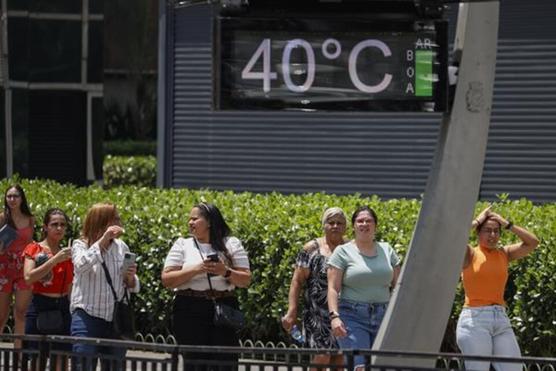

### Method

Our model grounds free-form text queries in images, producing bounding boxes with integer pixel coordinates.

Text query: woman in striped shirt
[70,203,140,371]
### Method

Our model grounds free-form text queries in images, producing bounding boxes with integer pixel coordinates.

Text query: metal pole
[156,0,168,188]
[1,0,12,176]
[372,1,499,367]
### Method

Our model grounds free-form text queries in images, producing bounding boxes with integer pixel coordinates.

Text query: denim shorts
[338,299,388,368]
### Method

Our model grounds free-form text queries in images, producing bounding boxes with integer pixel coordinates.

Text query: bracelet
[505,221,513,230]
[330,314,340,321]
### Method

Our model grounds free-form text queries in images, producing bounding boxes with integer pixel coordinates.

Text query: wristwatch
[505,221,514,230]
[224,268,232,278]
[329,311,340,320]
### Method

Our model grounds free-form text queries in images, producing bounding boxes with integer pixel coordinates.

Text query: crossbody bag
[193,238,246,331]
[101,260,136,340]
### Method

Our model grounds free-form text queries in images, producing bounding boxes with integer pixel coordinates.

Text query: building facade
[0,0,103,184]
[158,0,556,202]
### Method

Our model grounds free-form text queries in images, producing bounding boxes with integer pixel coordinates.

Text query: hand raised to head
[100,225,124,250]
[487,211,508,227]
[475,205,492,225]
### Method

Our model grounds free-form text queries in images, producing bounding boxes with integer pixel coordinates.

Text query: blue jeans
[338,299,388,368]
[456,305,522,371]
[71,308,126,371]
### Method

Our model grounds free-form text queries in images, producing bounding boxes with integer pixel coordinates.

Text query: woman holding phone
[161,202,251,370]
[70,203,140,370]
[23,208,73,369]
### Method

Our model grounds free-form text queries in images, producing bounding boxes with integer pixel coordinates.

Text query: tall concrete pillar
[372,2,499,367]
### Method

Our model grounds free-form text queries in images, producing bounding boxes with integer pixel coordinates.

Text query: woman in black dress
[282,207,347,368]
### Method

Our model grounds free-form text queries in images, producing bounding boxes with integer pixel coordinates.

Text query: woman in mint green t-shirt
[327,206,401,369]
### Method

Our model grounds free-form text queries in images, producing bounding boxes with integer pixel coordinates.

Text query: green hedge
[2,178,554,355]
[103,140,156,156]
[103,155,156,188]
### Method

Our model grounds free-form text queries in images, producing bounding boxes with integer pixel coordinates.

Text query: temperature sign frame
[214,16,448,112]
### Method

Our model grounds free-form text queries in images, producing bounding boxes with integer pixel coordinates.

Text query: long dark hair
[195,202,233,265]
[41,208,70,240]
[2,184,33,228]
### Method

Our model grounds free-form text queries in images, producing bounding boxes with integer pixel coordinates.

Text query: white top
[70,238,140,321]
[163,236,250,291]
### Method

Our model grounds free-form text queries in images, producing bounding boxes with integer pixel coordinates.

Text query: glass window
[88,21,103,83]
[28,91,86,184]
[29,20,82,83]
[7,0,30,11]
[11,89,30,177]
[30,0,81,14]
[8,18,30,81]
[90,0,103,15]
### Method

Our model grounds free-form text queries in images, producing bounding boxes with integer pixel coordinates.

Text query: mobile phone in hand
[122,252,136,271]
[205,253,219,276]
[206,253,219,262]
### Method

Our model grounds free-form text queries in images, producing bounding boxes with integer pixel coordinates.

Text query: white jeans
[456,305,522,371]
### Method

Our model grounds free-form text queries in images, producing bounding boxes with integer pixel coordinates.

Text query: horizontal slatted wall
[171,6,440,199]
[168,3,556,202]
[484,39,556,202]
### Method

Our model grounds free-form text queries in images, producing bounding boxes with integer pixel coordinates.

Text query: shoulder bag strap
[192,238,216,300]
[101,260,119,302]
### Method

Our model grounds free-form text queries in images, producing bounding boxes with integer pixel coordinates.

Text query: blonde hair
[321,207,347,228]
[81,203,118,245]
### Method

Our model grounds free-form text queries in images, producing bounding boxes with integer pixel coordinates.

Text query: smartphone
[122,252,136,271]
[206,253,219,262]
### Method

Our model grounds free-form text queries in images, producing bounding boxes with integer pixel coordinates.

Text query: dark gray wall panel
[166,3,556,203]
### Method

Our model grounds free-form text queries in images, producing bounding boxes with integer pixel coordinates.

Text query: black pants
[172,295,239,371]
[24,294,72,369]
[24,294,71,343]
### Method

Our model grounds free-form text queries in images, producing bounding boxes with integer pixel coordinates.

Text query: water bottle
[290,324,305,344]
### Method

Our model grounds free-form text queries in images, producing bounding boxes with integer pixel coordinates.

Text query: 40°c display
[215,17,448,112]
[242,38,435,96]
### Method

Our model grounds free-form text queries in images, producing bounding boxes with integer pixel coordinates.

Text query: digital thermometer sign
[214,16,448,112]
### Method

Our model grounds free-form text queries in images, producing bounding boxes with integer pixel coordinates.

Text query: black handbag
[213,301,246,331]
[193,239,246,332]
[36,261,66,334]
[101,261,136,340]
[37,309,64,334]
[112,292,135,340]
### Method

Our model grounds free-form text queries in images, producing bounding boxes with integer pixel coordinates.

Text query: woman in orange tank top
[0,184,35,349]
[457,206,539,371]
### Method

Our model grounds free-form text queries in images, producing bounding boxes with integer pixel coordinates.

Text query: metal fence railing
[1,334,555,371]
